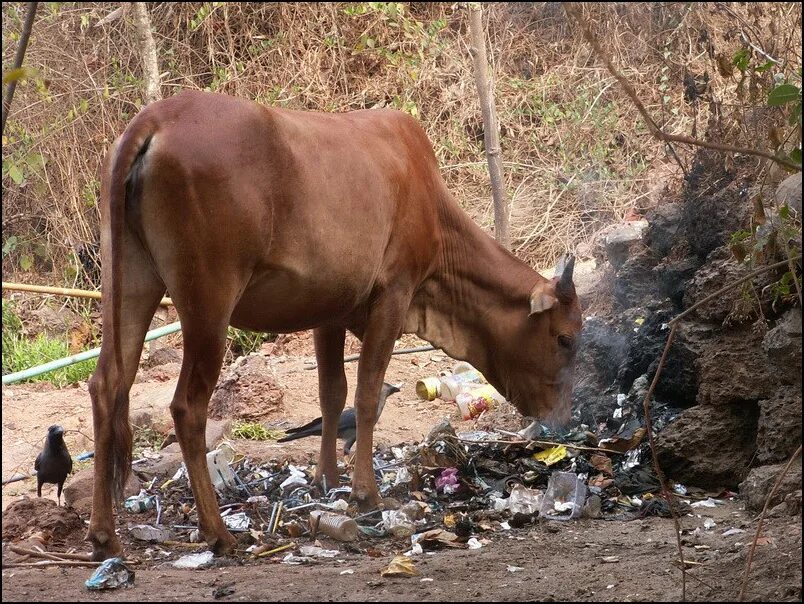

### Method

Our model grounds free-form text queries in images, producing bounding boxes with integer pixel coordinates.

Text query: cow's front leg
[350,294,408,510]
[313,326,347,492]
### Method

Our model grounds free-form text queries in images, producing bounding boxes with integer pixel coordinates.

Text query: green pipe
[2,321,183,385]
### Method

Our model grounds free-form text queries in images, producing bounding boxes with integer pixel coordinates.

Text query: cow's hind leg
[87,229,166,561]
[313,326,347,492]
[169,314,236,555]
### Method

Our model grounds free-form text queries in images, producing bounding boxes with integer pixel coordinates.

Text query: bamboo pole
[1,281,173,306]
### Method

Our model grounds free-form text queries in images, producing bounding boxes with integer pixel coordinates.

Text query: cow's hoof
[209,531,238,557]
[349,489,382,512]
[87,530,123,562]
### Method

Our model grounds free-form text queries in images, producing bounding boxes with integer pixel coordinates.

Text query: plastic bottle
[439,370,485,401]
[455,384,506,419]
[308,510,358,542]
[451,361,477,375]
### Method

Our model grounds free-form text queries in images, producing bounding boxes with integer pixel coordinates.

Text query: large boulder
[776,171,802,216]
[763,308,802,385]
[655,403,759,488]
[644,202,683,258]
[208,354,284,421]
[63,467,141,515]
[739,459,802,512]
[613,250,662,310]
[695,327,777,406]
[756,386,803,464]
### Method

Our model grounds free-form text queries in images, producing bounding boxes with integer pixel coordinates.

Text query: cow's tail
[104,112,157,501]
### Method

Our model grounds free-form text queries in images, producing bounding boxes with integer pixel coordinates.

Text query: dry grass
[2,2,800,287]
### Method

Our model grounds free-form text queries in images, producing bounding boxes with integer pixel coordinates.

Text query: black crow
[278,382,401,454]
[35,425,73,506]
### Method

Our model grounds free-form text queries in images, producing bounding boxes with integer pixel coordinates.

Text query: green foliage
[132,425,166,457]
[226,327,273,357]
[231,421,284,441]
[1,302,97,386]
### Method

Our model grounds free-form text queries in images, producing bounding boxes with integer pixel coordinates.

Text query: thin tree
[467,2,510,251]
[130,2,162,104]
[2,2,39,136]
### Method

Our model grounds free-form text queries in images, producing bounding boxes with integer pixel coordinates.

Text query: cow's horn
[556,254,575,299]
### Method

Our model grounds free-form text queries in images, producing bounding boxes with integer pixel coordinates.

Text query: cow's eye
[558,335,574,350]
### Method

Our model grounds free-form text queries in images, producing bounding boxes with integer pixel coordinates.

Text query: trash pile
[109,361,720,581]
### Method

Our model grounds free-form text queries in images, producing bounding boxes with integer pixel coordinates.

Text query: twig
[639,323,687,601]
[7,545,92,561]
[738,444,802,601]
[562,3,801,173]
[2,560,102,568]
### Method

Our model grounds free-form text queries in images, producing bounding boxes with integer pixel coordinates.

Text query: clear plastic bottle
[439,370,485,400]
[308,510,358,542]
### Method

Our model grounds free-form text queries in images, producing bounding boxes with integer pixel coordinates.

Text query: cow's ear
[529,279,557,315]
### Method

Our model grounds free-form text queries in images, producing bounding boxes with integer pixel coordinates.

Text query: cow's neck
[406,201,539,380]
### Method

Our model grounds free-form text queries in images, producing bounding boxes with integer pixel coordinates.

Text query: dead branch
[562,3,801,173]
[8,545,92,561]
[2,2,39,136]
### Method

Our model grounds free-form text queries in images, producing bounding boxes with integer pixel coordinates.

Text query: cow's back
[130,91,443,333]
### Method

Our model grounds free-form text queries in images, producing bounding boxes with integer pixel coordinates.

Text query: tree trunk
[130,2,162,104]
[467,3,510,251]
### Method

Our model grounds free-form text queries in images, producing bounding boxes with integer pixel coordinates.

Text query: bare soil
[2,332,802,602]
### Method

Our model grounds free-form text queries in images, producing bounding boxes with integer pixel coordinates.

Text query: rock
[616,309,699,407]
[768,490,801,517]
[656,403,759,488]
[63,467,142,515]
[25,305,80,339]
[655,257,699,309]
[776,171,802,216]
[683,247,752,324]
[208,355,285,421]
[681,164,752,261]
[613,250,661,310]
[756,386,802,464]
[696,328,777,406]
[144,347,182,368]
[644,203,683,258]
[763,308,802,384]
[601,220,648,269]
[132,442,185,482]
[739,459,803,512]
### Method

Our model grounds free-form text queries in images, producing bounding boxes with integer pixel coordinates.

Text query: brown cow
[87,90,581,560]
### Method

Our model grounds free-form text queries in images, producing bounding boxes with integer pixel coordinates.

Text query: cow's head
[490,254,582,425]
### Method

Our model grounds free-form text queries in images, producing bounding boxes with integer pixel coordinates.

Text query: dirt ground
[1,332,802,602]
